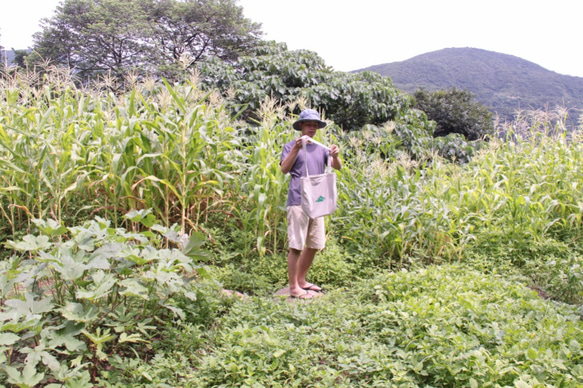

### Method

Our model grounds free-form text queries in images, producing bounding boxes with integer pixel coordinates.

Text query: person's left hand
[330,144,340,158]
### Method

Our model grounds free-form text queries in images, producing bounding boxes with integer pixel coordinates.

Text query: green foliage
[31,0,262,84]
[531,253,583,304]
[189,265,583,387]
[3,73,582,294]
[232,110,291,257]
[432,132,481,164]
[455,126,583,254]
[209,263,275,297]
[0,212,219,386]
[336,153,456,266]
[306,236,357,287]
[0,74,248,237]
[413,87,494,141]
[197,41,410,132]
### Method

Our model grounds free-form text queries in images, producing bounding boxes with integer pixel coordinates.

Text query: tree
[151,0,261,68]
[197,41,410,131]
[32,0,262,83]
[32,0,153,80]
[11,50,31,68]
[413,87,494,140]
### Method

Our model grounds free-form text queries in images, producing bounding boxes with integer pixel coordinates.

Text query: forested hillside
[357,47,583,128]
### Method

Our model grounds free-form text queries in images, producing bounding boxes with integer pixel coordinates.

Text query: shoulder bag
[300,136,338,219]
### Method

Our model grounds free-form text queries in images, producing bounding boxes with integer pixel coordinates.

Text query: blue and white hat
[293,109,327,130]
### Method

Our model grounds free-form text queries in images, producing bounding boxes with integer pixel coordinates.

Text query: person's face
[299,121,320,138]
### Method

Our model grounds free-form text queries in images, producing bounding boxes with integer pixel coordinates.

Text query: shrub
[0,210,216,386]
[413,87,494,140]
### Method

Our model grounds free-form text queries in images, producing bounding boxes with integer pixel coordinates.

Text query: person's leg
[297,247,318,288]
[287,248,311,298]
[286,207,313,298]
[297,217,326,291]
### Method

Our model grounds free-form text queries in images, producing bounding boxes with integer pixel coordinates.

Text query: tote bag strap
[302,136,331,176]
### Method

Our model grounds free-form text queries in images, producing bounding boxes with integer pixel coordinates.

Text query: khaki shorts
[287,206,326,250]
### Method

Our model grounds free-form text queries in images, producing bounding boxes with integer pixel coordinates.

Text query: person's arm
[281,138,303,174]
[330,144,342,170]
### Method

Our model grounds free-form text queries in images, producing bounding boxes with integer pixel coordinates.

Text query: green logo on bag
[315,196,325,203]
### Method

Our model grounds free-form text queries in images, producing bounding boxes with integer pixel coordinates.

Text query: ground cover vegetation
[0,63,582,386]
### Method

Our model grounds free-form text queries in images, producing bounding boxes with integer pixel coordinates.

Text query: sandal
[301,283,322,292]
[290,290,315,299]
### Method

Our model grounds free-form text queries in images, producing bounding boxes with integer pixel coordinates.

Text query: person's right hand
[295,136,307,150]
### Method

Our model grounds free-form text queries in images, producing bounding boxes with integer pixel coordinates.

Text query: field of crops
[1,73,582,386]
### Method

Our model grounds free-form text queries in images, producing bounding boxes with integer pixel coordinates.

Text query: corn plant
[448,124,583,260]
[233,99,303,257]
[335,128,457,266]
[0,74,249,241]
[0,79,98,234]
[234,122,288,256]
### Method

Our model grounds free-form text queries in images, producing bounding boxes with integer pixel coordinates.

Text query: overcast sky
[1,0,581,77]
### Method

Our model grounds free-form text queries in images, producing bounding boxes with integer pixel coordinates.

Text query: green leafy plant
[0,211,212,386]
[189,265,583,387]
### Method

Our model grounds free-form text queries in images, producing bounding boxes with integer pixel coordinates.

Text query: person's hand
[330,144,340,158]
[294,136,307,150]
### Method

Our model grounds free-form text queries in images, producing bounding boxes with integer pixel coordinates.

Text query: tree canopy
[31,0,262,83]
[197,41,411,131]
[413,87,494,141]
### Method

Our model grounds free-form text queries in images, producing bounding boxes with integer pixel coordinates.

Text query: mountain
[354,47,583,128]
[1,49,17,66]
[1,49,32,67]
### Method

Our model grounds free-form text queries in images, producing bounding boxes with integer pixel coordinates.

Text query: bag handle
[301,136,331,177]
[301,135,330,151]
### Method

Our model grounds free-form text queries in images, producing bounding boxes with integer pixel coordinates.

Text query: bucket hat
[293,109,327,130]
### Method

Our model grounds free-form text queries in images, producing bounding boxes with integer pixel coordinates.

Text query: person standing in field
[280,109,342,299]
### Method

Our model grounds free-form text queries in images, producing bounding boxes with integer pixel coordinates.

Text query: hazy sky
[1,0,581,77]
